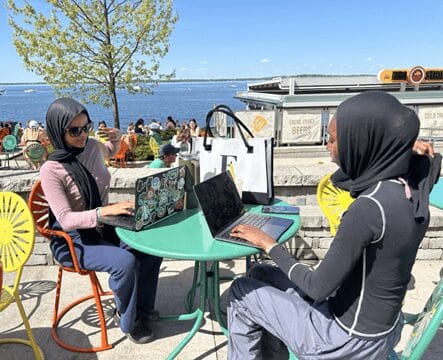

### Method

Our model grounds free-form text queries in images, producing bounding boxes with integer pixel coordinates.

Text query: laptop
[193,171,294,247]
[100,166,187,231]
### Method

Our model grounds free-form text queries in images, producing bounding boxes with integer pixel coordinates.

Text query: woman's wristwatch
[96,207,102,221]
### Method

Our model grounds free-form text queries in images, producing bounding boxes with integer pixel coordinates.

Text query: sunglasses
[66,122,93,137]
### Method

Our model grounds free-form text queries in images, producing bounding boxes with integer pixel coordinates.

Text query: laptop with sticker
[100,166,186,231]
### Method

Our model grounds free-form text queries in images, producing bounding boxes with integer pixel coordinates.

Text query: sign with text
[281,109,322,144]
[378,66,443,84]
[418,105,443,138]
[234,110,275,138]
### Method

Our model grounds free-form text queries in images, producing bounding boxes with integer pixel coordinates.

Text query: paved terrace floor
[1,259,442,360]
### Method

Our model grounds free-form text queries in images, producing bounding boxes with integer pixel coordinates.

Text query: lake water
[0,80,249,129]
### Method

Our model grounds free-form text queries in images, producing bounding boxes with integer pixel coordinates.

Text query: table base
[159,260,228,360]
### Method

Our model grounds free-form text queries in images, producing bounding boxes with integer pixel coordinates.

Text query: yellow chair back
[149,136,160,158]
[0,192,44,359]
[316,173,355,236]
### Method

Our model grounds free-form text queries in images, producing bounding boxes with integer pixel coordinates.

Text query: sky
[0,0,442,83]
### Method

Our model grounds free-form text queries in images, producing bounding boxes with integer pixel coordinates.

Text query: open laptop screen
[194,171,245,237]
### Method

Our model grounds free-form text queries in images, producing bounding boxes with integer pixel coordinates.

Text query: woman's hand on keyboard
[230,224,276,250]
[101,201,135,216]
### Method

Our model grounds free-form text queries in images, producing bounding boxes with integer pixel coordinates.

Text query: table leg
[211,261,229,336]
[159,261,208,360]
[185,261,200,312]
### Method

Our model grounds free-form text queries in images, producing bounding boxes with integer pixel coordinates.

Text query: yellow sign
[378,66,443,84]
[252,115,268,133]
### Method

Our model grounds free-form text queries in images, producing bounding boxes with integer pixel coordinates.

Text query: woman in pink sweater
[40,97,162,344]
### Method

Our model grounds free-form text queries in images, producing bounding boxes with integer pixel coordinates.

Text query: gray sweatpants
[227,264,403,360]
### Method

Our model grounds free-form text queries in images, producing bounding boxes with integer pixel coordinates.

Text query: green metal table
[116,199,300,360]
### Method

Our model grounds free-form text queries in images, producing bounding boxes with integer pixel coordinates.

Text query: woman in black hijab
[226,91,441,359]
[40,97,162,344]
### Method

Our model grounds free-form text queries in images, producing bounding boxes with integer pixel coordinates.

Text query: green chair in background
[390,274,443,359]
[24,142,46,169]
[12,123,20,141]
[2,134,19,169]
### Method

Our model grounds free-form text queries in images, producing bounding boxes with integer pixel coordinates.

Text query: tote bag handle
[203,104,254,153]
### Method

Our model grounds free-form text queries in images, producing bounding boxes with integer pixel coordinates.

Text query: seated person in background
[122,129,137,161]
[21,119,48,168]
[188,118,200,137]
[165,116,176,130]
[0,123,10,151]
[127,122,135,134]
[171,125,191,152]
[149,119,163,131]
[148,143,179,168]
[40,97,162,344]
[95,120,108,142]
[148,122,163,144]
[134,118,145,134]
[15,122,24,142]
[4,122,12,135]
[227,91,441,360]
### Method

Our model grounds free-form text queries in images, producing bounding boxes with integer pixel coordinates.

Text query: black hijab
[335,91,441,221]
[46,97,102,232]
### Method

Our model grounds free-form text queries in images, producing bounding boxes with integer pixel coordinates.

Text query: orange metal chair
[111,138,128,168]
[28,180,113,353]
[123,133,138,162]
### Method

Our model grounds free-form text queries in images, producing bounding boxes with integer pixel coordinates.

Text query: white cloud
[199,61,207,64]
[366,57,372,61]
[179,67,187,71]
[260,58,271,63]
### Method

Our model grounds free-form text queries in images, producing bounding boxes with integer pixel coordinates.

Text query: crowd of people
[125,115,201,137]
[2,92,440,358]
[0,114,202,169]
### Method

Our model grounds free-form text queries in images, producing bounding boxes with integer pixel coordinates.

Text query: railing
[418,127,443,143]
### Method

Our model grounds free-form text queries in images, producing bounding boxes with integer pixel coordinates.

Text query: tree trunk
[110,82,120,129]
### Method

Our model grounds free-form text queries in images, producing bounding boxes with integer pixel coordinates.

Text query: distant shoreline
[0,74,374,86]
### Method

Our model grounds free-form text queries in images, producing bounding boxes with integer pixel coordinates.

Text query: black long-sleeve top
[269,180,428,339]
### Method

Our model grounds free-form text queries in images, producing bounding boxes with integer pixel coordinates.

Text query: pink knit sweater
[40,137,119,231]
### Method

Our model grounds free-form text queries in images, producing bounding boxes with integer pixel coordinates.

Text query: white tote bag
[193,105,274,205]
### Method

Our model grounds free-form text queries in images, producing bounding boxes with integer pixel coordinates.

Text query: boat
[232,66,443,146]
[0,89,5,95]
[24,89,37,93]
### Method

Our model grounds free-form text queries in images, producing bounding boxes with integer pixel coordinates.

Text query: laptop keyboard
[218,213,270,241]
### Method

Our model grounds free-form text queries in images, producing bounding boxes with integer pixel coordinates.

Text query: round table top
[116,199,301,261]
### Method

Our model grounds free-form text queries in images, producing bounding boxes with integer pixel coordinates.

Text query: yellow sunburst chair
[149,136,160,159]
[0,192,44,359]
[316,173,355,236]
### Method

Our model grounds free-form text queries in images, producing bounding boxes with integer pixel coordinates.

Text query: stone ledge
[3,162,443,265]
